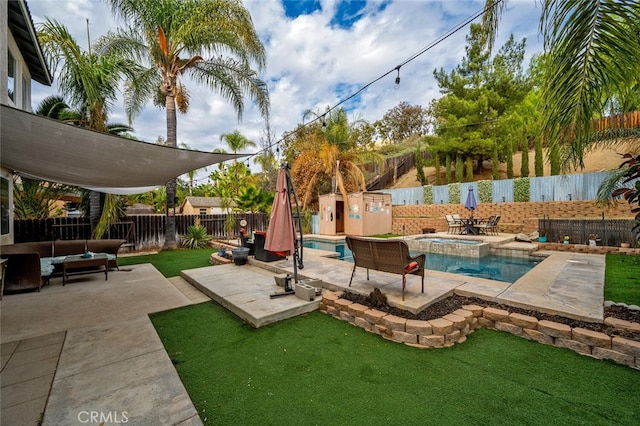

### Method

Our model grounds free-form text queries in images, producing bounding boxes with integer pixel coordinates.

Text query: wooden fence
[12,213,269,251]
[538,218,637,247]
[363,151,431,191]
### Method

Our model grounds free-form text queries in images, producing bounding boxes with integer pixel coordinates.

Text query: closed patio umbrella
[266,165,304,298]
[465,187,478,218]
[264,168,295,254]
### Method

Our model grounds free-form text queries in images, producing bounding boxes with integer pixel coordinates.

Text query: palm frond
[540,0,640,170]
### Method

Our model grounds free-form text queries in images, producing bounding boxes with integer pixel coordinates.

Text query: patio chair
[476,215,500,236]
[445,214,463,234]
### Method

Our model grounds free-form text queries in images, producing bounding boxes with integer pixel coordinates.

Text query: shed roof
[182,197,235,208]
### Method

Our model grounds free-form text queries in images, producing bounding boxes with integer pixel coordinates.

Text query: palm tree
[482,0,640,170]
[38,20,135,237]
[220,130,257,156]
[291,108,381,209]
[101,0,270,248]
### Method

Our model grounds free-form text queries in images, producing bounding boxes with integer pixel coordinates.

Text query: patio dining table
[459,217,483,235]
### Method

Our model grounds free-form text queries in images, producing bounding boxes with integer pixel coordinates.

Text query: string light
[220,0,503,167]
[321,115,327,132]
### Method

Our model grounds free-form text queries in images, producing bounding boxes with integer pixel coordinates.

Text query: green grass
[151,303,640,425]
[605,254,640,305]
[118,248,214,277]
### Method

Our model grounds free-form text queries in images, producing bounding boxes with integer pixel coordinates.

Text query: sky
[27,0,544,185]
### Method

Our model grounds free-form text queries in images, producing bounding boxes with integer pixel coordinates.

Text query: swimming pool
[303,240,539,283]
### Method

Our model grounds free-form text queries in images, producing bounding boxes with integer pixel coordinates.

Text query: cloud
[28,0,543,183]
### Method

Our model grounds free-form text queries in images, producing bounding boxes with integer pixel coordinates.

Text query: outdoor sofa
[1,239,125,294]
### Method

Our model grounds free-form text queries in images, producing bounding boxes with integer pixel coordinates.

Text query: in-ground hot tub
[406,236,490,258]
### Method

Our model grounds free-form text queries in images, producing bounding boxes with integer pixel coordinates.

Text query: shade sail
[264,167,295,253]
[1,105,243,193]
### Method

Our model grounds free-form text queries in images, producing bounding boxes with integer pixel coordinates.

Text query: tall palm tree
[38,20,135,237]
[101,0,270,248]
[482,0,640,170]
[220,130,257,157]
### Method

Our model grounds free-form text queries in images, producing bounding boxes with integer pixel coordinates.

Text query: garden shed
[318,192,392,236]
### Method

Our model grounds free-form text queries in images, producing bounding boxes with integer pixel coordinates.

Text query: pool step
[491,241,539,258]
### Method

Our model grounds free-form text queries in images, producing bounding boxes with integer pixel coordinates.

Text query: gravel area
[341,290,640,342]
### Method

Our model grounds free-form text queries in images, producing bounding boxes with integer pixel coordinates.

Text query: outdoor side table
[62,253,109,285]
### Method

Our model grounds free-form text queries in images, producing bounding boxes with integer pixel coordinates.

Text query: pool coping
[279,235,604,322]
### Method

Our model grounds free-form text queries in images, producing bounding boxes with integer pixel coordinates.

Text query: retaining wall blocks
[320,292,640,370]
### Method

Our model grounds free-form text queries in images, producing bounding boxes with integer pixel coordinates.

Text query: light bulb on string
[394,66,401,90]
[321,115,327,132]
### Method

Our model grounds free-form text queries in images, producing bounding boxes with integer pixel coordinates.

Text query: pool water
[415,237,482,245]
[303,240,539,283]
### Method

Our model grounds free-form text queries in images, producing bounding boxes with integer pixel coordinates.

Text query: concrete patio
[1,234,606,425]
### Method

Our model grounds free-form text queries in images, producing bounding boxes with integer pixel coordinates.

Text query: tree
[220,130,257,158]
[286,107,375,209]
[102,0,270,248]
[38,20,134,237]
[431,24,529,181]
[482,0,640,170]
[13,177,71,219]
[374,102,430,143]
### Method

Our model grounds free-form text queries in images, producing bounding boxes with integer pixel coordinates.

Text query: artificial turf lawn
[118,248,214,277]
[605,254,640,305]
[151,303,640,425]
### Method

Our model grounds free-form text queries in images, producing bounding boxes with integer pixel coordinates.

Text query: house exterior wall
[0,169,13,245]
[1,0,49,246]
[181,200,226,215]
[3,21,33,111]
[1,1,8,106]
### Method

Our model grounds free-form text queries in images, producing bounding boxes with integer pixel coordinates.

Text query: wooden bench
[346,236,426,301]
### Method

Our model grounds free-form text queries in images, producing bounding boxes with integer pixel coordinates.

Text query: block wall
[392,200,634,235]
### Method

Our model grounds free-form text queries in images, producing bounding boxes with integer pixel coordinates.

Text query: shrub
[423,185,434,205]
[514,177,530,202]
[477,180,492,203]
[182,220,213,249]
[448,182,461,204]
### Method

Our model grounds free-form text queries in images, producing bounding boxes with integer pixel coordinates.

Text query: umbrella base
[269,289,295,299]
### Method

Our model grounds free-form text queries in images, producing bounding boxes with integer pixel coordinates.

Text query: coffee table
[62,254,109,285]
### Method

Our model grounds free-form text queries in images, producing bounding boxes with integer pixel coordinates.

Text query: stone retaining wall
[393,200,634,235]
[320,292,640,370]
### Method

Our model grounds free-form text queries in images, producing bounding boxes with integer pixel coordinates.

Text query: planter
[620,242,630,248]
[218,248,226,257]
[231,247,250,265]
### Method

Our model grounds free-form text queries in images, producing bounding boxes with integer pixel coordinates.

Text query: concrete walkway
[1,264,204,426]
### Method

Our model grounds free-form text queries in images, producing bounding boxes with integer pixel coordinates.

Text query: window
[199,208,207,215]
[7,50,15,103]
[1,176,10,236]
[22,76,29,110]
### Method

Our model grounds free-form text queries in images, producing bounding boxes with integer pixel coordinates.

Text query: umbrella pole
[270,163,304,299]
